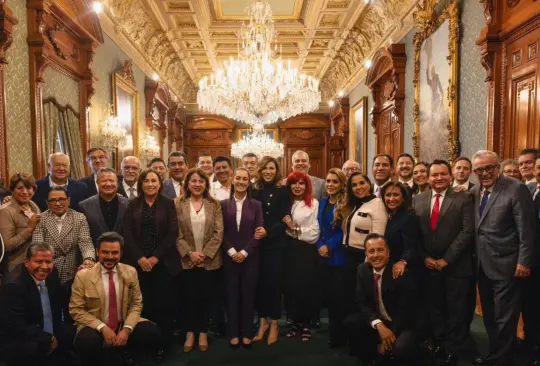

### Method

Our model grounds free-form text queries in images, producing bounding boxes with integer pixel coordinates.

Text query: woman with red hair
[283,171,321,341]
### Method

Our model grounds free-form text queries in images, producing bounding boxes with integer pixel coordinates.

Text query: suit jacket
[162,179,178,200]
[69,262,144,333]
[122,194,180,276]
[0,187,11,202]
[356,261,416,334]
[413,188,475,276]
[33,176,89,212]
[221,197,263,256]
[176,197,224,270]
[79,174,98,197]
[317,197,345,266]
[116,178,136,199]
[0,264,62,346]
[251,185,290,244]
[472,176,536,280]
[0,200,41,271]
[384,208,419,265]
[309,175,327,200]
[31,209,95,283]
[79,194,129,247]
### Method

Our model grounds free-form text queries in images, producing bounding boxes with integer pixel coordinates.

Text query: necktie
[373,273,381,316]
[38,281,53,334]
[479,191,491,217]
[375,186,380,198]
[431,194,441,231]
[108,271,118,330]
[128,187,135,199]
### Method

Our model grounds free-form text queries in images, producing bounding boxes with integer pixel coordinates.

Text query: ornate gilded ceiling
[100,0,419,104]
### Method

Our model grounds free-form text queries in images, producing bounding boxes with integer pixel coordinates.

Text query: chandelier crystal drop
[197,1,321,126]
[142,132,160,163]
[101,104,126,151]
[231,124,284,159]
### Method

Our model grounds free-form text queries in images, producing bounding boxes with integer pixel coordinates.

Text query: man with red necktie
[70,232,160,366]
[413,159,475,366]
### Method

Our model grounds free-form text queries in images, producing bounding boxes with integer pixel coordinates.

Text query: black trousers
[138,262,176,349]
[59,279,74,324]
[285,240,318,326]
[343,247,365,315]
[424,270,472,353]
[522,269,540,346]
[73,321,160,365]
[322,264,346,345]
[478,266,522,365]
[256,244,285,320]
[224,253,258,339]
[182,267,217,333]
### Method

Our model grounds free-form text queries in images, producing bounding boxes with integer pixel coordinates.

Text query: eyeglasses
[90,155,107,162]
[47,198,68,204]
[503,169,520,175]
[123,166,140,171]
[473,165,498,175]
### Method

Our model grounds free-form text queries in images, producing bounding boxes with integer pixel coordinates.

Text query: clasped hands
[424,257,448,272]
[137,256,159,272]
[188,252,206,268]
[101,326,130,347]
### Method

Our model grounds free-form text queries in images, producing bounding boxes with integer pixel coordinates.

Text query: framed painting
[413,0,459,163]
[112,60,140,168]
[349,97,368,173]
[236,128,278,142]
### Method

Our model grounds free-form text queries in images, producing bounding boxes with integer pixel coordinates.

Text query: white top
[430,188,448,213]
[226,196,250,259]
[452,179,470,191]
[526,178,536,185]
[370,266,392,329]
[55,213,67,233]
[286,199,320,244]
[173,179,182,198]
[211,181,231,201]
[190,200,206,253]
[122,180,137,198]
[95,265,132,331]
[49,176,68,188]
[344,198,387,250]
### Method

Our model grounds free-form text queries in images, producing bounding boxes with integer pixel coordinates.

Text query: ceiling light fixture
[328,100,335,107]
[197,1,321,126]
[231,124,284,159]
[364,59,373,69]
[152,73,159,81]
[92,1,104,13]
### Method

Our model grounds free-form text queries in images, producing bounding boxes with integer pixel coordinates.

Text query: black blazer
[384,209,419,265]
[122,194,181,276]
[79,174,97,197]
[251,184,290,245]
[356,261,416,334]
[33,176,89,212]
[0,264,62,347]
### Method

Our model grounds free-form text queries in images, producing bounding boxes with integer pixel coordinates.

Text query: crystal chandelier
[100,104,126,151]
[197,1,321,126]
[141,132,160,164]
[231,124,284,159]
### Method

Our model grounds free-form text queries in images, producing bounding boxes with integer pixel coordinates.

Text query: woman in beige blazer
[0,173,41,272]
[176,168,224,353]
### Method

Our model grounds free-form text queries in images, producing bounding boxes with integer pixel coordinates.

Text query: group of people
[0,146,538,366]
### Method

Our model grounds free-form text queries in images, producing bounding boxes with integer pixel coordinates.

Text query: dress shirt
[94,175,99,195]
[55,213,67,233]
[526,178,536,185]
[533,183,540,201]
[370,266,392,329]
[480,187,493,206]
[373,180,391,197]
[286,199,320,244]
[95,265,132,332]
[49,176,68,188]
[122,180,137,198]
[211,181,231,201]
[430,188,448,213]
[226,196,249,259]
[99,195,119,231]
[399,179,414,189]
[172,179,182,198]
[452,180,470,190]
[190,200,206,253]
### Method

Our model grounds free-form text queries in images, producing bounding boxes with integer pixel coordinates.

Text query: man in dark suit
[162,151,188,200]
[79,148,111,197]
[32,153,89,212]
[413,159,475,365]
[117,156,140,199]
[397,153,416,197]
[471,150,536,366]
[452,157,475,192]
[346,233,417,365]
[0,243,66,366]
[80,168,129,247]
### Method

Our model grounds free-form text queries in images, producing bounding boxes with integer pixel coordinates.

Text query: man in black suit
[346,233,417,365]
[397,153,416,197]
[413,159,475,365]
[79,148,110,197]
[452,157,475,192]
[0,242,67,366]
[32,153,89,212]
[80,168,129,247]
[471,150,536,366]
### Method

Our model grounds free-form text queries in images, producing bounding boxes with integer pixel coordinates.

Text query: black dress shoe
[155,349,165,363]
[432,345,445,359]
[120,350,138,366]
[230,342,240,350]
[532,360,540,366]
[445,353,458,365]
[242,342,253,350]
[473,357,494,365]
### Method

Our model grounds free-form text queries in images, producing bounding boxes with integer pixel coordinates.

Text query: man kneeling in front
[70,232,160,366]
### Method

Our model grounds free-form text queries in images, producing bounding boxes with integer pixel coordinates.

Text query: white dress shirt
[49,176,68,188]
[226,196,249,258]
[370,266,392,328]
[55,213,67,233]
[211,181,231,201]
[173,179,182,198]
[526,178,536,185]
[96,265,132,331]
[122,180,137,198]
[452,180,470,191]
[286,199,320,244]
[533,184,540,201]
[430,188,448,213]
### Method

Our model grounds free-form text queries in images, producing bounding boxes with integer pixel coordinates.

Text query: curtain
[42,102,60,174]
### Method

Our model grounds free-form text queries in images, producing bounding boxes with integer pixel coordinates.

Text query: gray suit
[413,188,474,353]
[472,175,536,364]
[79,194,129,247]
[162,179,178,200]
[309,175,326,200]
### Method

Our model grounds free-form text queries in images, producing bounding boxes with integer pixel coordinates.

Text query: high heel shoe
[183,342,194,353]
[252,323,269,342]
[267,323,279,345]
[199,334,209,352]
[230,338,240,350]
[184,332,195,353]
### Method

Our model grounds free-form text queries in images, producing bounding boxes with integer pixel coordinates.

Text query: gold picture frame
[349,97,368,173]
[412,0,459,163]
[112,60,140,167]
[236,128,279,142]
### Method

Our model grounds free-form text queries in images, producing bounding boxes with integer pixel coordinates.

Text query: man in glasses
[163,151,188,199]
[31,186,95,324]
[471,150,536,366]
[80,148,111,197]
[117,156,141,199]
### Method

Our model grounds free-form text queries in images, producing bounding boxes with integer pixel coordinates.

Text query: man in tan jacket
[69,232,159,366]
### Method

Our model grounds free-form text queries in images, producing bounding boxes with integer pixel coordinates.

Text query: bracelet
[188,250,193,257]
[399,259,407,265]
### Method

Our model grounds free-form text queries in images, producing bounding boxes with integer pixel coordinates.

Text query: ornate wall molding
[0,0,18,179]
[27,0,103,177]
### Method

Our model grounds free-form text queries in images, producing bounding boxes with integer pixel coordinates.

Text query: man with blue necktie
[0,243,64,366]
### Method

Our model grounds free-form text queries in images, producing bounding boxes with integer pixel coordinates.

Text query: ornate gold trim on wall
[349,97,368,173]
[412,0,459,163]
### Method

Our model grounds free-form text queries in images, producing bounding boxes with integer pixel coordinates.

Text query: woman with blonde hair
[251,156,289,345]
[176,168,224,353]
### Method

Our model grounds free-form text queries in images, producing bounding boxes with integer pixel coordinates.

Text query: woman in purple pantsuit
[221,168,263,349]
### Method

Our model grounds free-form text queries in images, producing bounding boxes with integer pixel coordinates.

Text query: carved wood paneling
[366,44,406,165]
[27,0,103,177]
[183,115,234,167]
[0,0,18,179]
